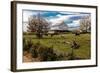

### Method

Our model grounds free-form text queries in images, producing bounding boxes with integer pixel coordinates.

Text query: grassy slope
[23,33,91,59]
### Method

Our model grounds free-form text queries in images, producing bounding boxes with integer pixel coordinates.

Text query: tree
[80,15,91,33]
[27,13,50,38]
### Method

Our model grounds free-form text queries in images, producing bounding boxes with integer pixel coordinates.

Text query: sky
[23,10,91,32]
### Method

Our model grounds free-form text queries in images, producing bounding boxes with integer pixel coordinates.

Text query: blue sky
[23,10,91,31]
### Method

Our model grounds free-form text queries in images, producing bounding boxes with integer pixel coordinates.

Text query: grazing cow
[60,35,66,39]
[75,32,80,36]
[44,33,48,36]
[72,30,81,36]
[50,33,55,37]
[71,41,80,49]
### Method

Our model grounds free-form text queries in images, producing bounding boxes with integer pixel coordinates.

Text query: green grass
[23,33,91,60]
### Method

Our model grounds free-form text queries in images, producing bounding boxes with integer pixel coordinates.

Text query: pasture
[23,32,91,62]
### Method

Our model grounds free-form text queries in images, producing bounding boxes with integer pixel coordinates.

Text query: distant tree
[72,29,80,36]
[27,13,50,38]
[80,15,91,33]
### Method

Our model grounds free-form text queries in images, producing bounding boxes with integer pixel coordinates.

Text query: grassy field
[23,33,91,61]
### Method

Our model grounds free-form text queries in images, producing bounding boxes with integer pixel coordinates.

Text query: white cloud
[49,13,89,26]
[67,19,80,27]
[59,12,80,15]
[73,19,80,23]
[56,14,62,17]
[49,15,69,25]
[23,11,38,22]
[23,23,28,32]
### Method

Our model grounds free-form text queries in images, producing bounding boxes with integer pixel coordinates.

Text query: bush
[29,42,40,58]
[23,40,69,61]
[36,44,57,61]
[23,38,33,51]
[28,42,58,61]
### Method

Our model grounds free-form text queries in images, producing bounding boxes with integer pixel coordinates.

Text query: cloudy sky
[23,10,90,32]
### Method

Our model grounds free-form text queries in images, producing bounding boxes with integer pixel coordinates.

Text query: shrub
[30,47,38,58]
[29,42,41,58]
[30,43,58,61]
[23,38,33,52]
[23,40,70,61]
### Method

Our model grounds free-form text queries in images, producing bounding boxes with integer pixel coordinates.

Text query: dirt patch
[23,51,40,62]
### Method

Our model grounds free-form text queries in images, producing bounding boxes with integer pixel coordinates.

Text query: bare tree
[27,13,50,38]
[80,15,91,33]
